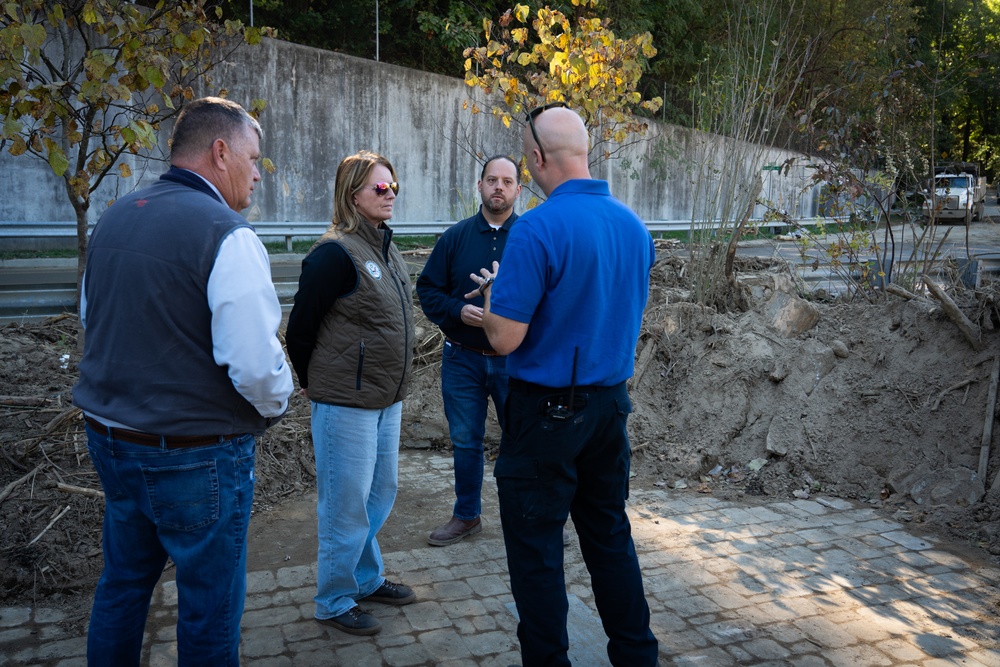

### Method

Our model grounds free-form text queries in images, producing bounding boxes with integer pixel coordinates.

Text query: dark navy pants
[494,380,659,667]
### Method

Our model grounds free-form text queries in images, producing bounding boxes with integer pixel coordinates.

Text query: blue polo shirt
[489,179,654,387]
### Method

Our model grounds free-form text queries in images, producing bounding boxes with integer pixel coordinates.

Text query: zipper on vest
[356,340,366,391]
[391,271,411,399]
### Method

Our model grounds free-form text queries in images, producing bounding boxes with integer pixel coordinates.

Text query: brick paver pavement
[3,448,999,666]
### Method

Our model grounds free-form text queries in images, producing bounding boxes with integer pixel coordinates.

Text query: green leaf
[143,65,165,89]
[245,26,262,46]
[19,22,45,50]
[2,114,22,137]
[44,139,69,176]
[78,79,103,101]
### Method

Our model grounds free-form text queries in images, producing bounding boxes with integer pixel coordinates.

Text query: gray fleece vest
[72,177,271,435]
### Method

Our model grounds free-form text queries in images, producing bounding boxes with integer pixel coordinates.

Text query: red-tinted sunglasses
[371,181,399,196]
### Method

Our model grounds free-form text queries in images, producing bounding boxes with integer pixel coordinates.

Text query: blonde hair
[332,150,398,233]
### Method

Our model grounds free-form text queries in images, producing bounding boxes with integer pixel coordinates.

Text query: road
[736,192,1000,292]
[0,253,432,325]
[1,193,998,323]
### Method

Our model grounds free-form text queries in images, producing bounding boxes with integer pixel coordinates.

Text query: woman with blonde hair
[286,150,415,636]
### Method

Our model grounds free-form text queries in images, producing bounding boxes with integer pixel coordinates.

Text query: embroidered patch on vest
[365,261,382,279]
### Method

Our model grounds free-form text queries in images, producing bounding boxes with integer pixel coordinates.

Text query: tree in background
[461,0,662,175]
[221,0,510,74]
[784,0,997,177]
[0,0,268,294]
[682,0,810,311]
[598,0,722,125]
[784,0,998,299]
[910,0,999,178]
[215,0,996,182]
[764,0,918,294]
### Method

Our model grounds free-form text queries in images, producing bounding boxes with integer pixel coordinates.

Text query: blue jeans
[441,341,508,520]
[495,382,658,667]
[311,401,401,619]
[84,424,256,667]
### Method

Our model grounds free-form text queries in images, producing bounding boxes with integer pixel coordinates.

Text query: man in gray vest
[73,96,293,667]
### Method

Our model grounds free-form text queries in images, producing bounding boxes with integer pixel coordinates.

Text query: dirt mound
[2,246,999,617]
[0,319,317,607]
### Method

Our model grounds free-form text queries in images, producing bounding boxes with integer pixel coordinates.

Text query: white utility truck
[921,162,986,225]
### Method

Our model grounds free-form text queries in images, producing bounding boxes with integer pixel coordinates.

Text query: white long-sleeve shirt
[82,226,292,424]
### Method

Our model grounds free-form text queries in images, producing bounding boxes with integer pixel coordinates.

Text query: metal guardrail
[0,221,454,252]
[0,216,848,323]
[5,246,994,326]
[0,217,827,251]
[0,255,300,324]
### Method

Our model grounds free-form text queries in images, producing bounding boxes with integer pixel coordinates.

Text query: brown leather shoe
[428,515,482,546]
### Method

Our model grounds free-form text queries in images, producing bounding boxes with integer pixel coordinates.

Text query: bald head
[523,106,591,195]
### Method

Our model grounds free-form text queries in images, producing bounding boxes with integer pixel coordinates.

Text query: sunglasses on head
[525,101,569,163]
[371,181,399,196]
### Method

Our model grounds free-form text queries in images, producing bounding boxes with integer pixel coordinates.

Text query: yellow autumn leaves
[462,1,662,153]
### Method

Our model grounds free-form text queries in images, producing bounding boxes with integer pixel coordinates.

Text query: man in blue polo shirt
[416,155,521,546]
[472,105,659,666]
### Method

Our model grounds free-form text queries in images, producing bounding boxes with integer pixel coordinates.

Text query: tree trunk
[70,190,90,350]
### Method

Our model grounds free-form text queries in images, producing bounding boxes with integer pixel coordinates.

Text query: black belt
[508,378,621,394]
[446,338,501,357]
[84,415,239,449]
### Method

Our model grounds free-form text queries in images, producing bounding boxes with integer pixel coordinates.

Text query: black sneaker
[316,606,381,635]
[362,579,416,605]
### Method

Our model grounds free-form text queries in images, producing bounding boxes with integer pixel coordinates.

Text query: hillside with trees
[219,0,998,181]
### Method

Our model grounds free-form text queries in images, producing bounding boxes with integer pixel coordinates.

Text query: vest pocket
[355,340,366,390]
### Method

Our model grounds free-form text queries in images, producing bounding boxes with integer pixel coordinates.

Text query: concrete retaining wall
[0,37,816,235]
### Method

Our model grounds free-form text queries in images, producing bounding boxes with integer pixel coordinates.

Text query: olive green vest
[306,222,414,408]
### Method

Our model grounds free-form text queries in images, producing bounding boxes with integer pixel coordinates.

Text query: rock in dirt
[762,290,820,336]
[765,413,806,457]
[830,339,850,358]
[889,463,985,506]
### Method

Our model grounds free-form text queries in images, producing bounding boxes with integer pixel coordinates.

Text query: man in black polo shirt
[416,155,521,546]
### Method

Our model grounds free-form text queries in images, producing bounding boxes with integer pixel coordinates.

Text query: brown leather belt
[84,415,239,449]
[446,338,501,357]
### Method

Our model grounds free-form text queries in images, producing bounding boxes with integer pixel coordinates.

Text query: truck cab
[921,163,987,225]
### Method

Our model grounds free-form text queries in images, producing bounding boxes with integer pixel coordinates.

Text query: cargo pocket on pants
[495,456,549,521]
